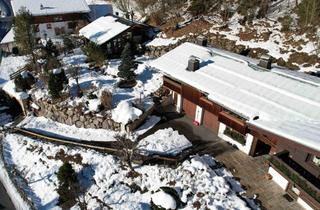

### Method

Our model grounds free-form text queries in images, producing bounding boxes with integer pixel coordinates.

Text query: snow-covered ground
[18,116,118,142]
[32,51,162,122]
[18,115,161,142]
[2,133,256,210]
[0,55,28,87]
[138,128,192,156]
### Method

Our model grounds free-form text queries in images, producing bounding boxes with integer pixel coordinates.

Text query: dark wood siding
[218,111,247,135]
[182,84,201,105]
[203,110,220,133]
[163,76,182,94]
[183,98,196,120]
[199,96,221,115]
[33,13,87,24]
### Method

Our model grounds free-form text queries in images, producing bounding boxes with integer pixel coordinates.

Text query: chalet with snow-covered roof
[0,28,15,53]
[79,15,153,57]
[11,0,90,39]
[150,42,320,210]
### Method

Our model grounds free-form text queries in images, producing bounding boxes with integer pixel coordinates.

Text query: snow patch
[138,128,192,156]
[112,101,143,124]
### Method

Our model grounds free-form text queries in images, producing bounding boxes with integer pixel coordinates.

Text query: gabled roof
[0,28,14,44]
[150,42,320,151]
[79,15,131,45]
[11,0,90,16]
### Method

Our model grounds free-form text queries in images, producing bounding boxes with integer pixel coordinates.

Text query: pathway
[144,111,302,210]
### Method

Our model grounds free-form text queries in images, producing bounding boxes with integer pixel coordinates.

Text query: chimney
[258,55,272,70]
[197,35,208,47]
[187,56,200,72]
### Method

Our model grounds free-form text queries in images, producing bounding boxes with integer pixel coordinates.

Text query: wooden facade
[99,22,153,58]
[33,13,88,24]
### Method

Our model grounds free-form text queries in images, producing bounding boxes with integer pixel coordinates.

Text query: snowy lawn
[0,55,28,87]
[18,115,161,142]
[138,128,192,156]
[18,116,118,142]
[2,134,256,210]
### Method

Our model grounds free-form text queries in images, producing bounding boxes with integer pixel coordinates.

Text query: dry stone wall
[34,99,122,131]
[145,35,247,59]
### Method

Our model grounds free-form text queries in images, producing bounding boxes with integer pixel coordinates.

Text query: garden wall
[33,99,122,131]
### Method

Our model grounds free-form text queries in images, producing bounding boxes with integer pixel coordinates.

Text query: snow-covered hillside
[2,134,257,210]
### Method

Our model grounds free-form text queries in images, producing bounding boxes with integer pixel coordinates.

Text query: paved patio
[142,112,302,210]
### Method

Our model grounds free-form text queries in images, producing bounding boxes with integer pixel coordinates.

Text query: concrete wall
[268,166,289,190]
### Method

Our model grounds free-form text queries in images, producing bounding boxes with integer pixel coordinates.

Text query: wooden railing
[9,67,27,80]
[269,153,320,209]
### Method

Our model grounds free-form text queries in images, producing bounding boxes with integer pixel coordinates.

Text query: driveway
[141,108,302,210]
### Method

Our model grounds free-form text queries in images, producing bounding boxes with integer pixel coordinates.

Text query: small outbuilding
[0,29,15,54]
[79,15,154,57]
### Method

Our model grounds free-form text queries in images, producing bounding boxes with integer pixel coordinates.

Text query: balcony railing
[269,152,320,207]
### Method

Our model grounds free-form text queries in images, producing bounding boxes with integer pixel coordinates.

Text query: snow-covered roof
[79,16,130,45]
[0,29,14,44]
[150,42,320,151]
[11,0,90,16]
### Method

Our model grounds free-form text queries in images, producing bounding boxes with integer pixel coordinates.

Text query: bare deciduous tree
[115,135,138,173]
[111,0,132,18]
[69,65,83,97]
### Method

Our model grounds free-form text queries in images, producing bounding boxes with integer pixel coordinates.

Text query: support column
[195,105,203,124]
[176,93,182,113]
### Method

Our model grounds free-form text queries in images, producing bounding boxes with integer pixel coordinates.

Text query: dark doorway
[254,139,271,156]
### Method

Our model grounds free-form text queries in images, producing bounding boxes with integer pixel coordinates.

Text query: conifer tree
[48,70,66,98]
[13,8,37,66]
[117,42,136,80]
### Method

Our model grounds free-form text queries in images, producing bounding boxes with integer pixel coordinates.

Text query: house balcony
[269,151,320,209]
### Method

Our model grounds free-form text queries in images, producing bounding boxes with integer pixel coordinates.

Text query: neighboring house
[11,0,91,39]
[150,42,320,210]
[0,28,14,53]
[79,14,153,57]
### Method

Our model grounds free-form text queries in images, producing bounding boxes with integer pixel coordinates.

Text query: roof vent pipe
[258,55,272,70]
[187,56,200,72]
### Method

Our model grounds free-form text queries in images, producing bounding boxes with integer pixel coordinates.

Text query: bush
[48,69,67,98]
[44,57,62,72]
[82,42,106,67]
[45,39,58,57]
[12,47,19,55]
[188,0,206,16]
[14,74,30,92]
[63,36,75,53]
[223,127,246,145]
[57,162,78,204]
[280,15,293,32]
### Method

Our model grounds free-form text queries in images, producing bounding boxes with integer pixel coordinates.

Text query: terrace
[269,151,320,209]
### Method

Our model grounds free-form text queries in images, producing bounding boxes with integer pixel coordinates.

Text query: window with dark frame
[223,126,246,145]
[47,23,52,29]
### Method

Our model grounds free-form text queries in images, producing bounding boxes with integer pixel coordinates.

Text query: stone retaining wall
[144,35,247,59]
[34,99,122,131]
